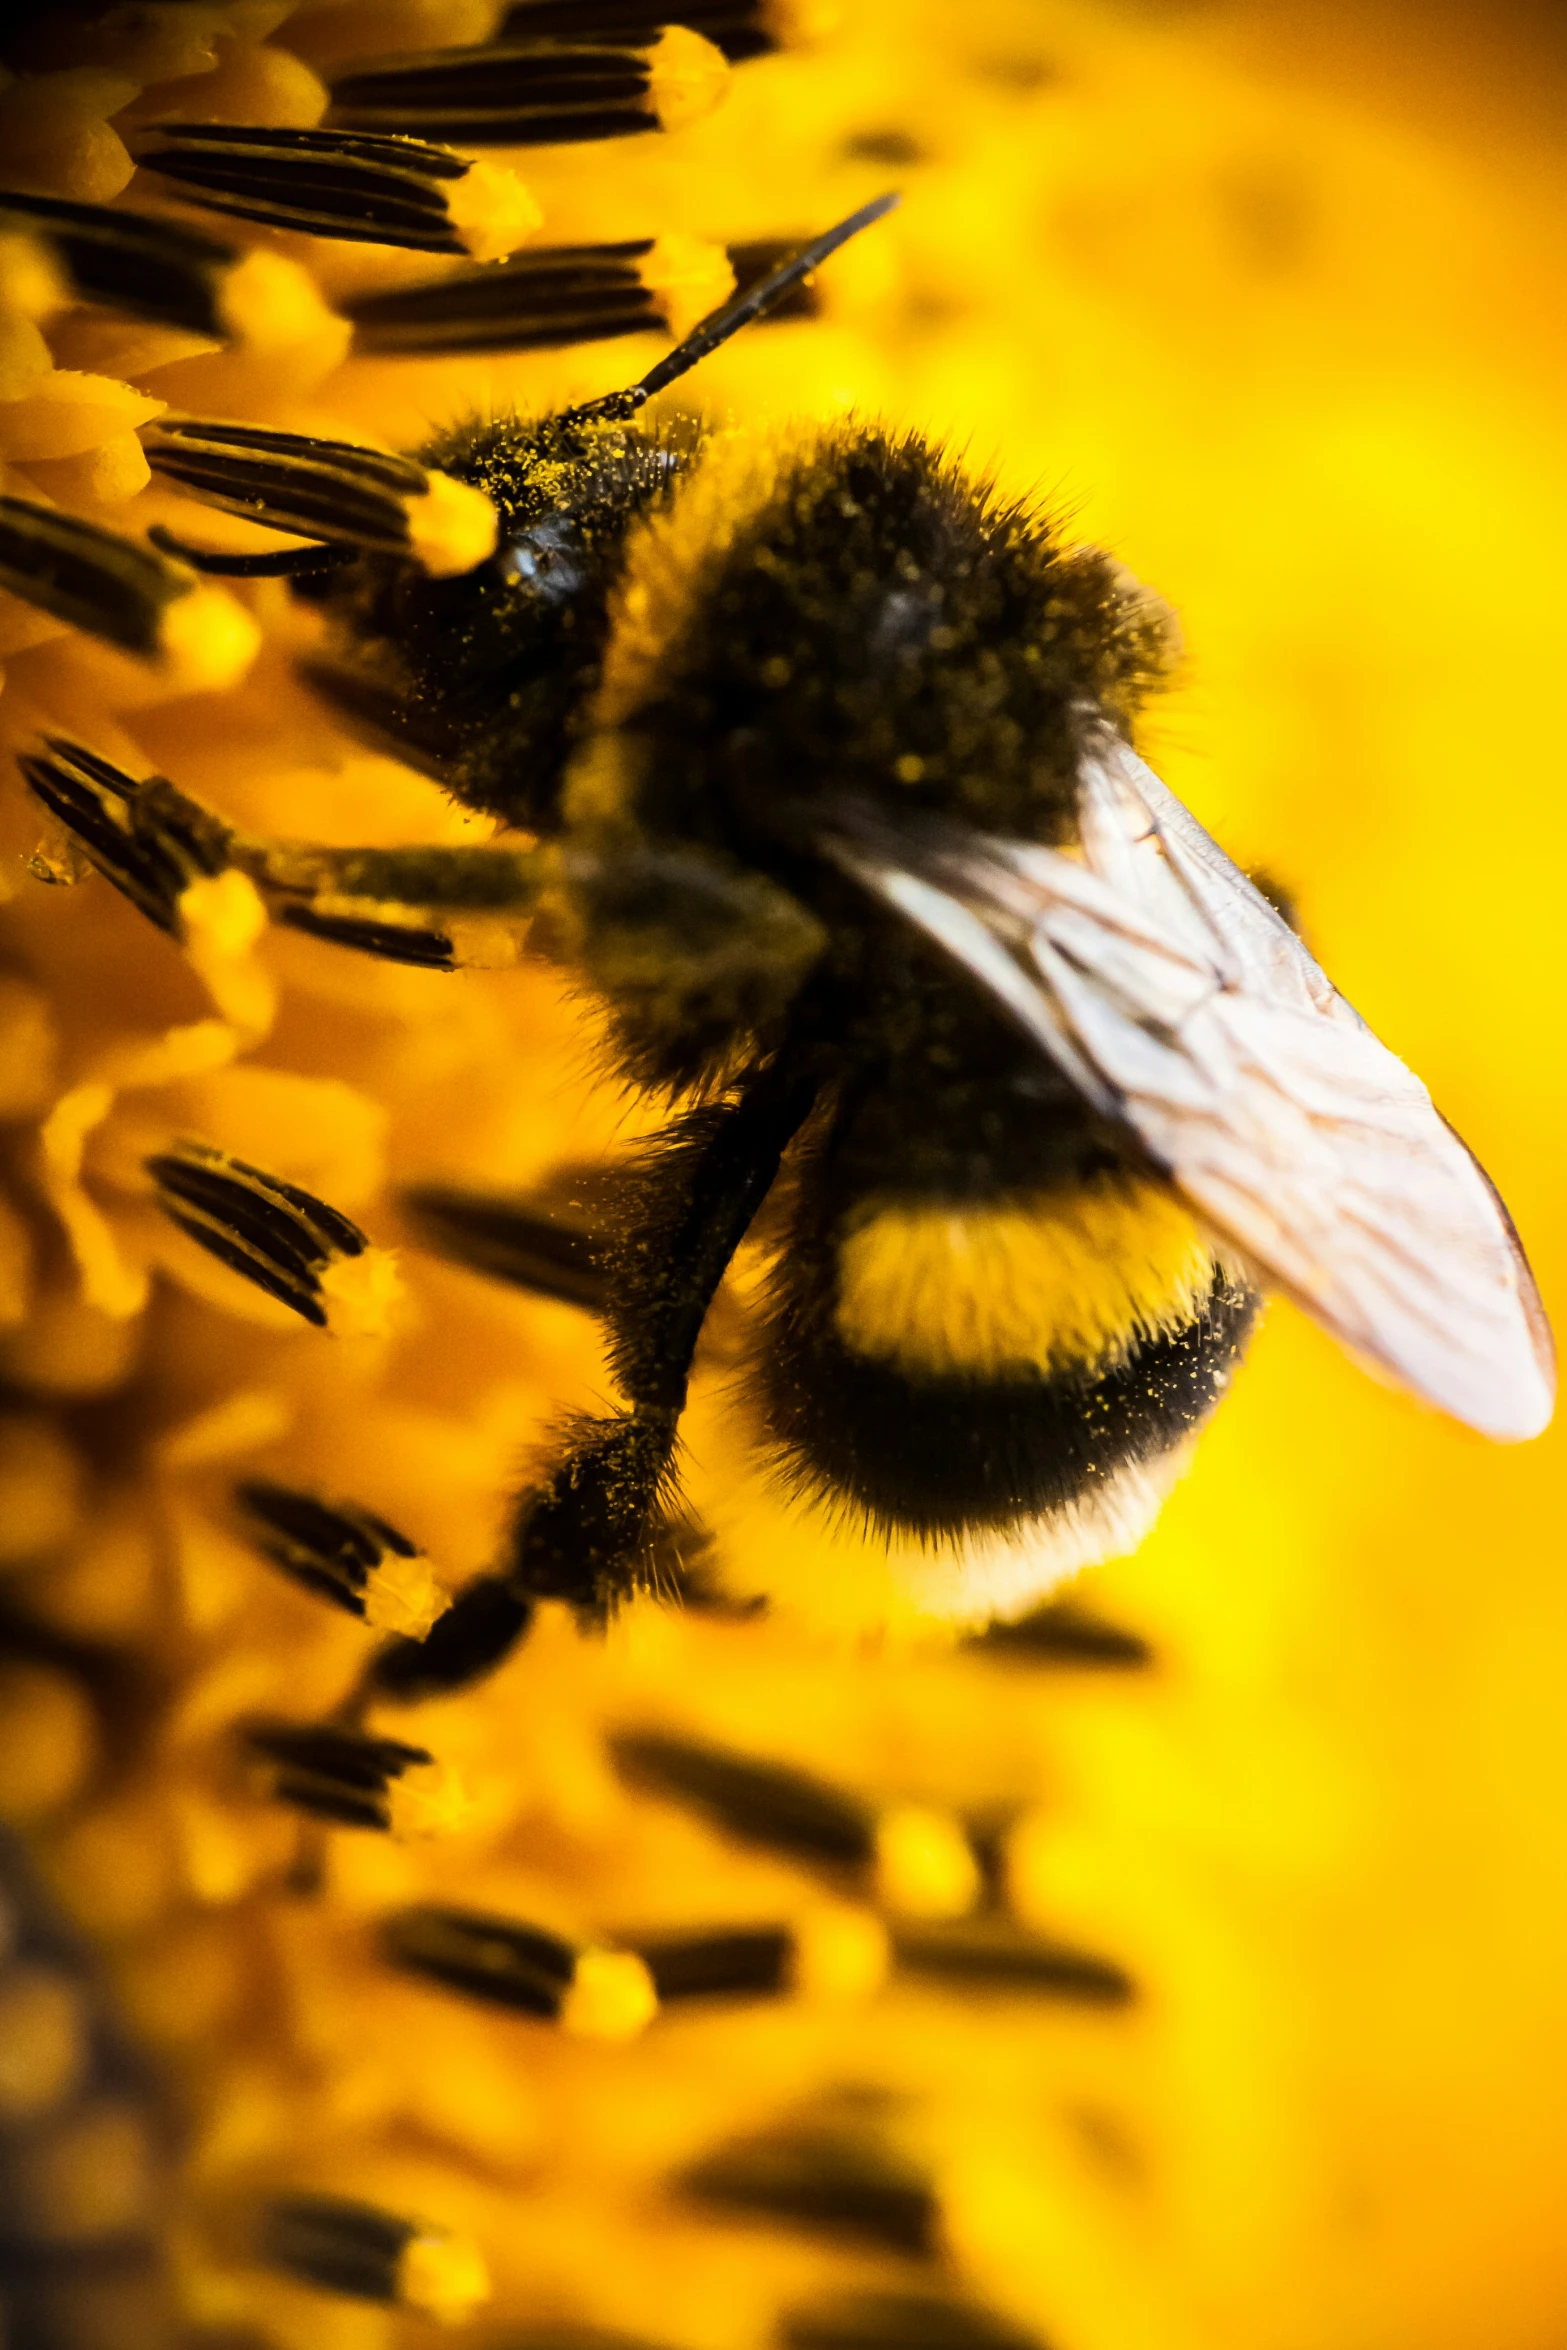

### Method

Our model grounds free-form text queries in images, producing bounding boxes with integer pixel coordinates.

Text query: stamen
[0,192,340,364]
[0,190,240,338]
[133,124,541,262]
[633,1925,791,2001]
[20,737,532,981]
[781,2293,1047,2350]
[677,2127,938,2255]
[368,1575,534,1702]
[386,1877,881,2020]
[325,25,728,147]
[497,0,832,65]
[891,1922,1134,2005]
[0,503,257,686]
[259,2193,490,2321]
[343,234,731,358]
[788,1903,890,2002]
[610,1733,981,1916]
[233,1481,444,1638]
[142,416,500,575]
[560,1948,659,2039]
[966,1599,1153,1666]
[611,1732,876,1868]
[245,1722,460,1837]
[873,1805,982,1921]
[145,417,420,547]
[382,1904,657,2039]
[145,1142,399,1337]
[18,738,232,937]
[21,747,270,1034]
[400,1184,609,1311]
[382,1903,572,2011]
[630,1917,888,2007]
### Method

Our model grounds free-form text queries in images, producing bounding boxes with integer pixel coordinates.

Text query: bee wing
[1072,732,1343,1014]
[824,740,1555,1441]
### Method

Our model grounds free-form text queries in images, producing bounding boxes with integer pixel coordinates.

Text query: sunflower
[0,5,1563,2349]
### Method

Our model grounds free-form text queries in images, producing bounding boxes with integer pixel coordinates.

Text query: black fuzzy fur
[759,1256,1258,1539]
[623,422,1175,863]
[754,1066,1261,1540]
[507,1060,819,1616]
[306,415,1241,1661]
[311,412,700,827]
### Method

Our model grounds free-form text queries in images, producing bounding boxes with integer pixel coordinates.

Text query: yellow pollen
[406,470,501,578]
[157,583,260,696]
[178,870,275,1038]
[874,1802,982,1920]
[395,2227,493,2325]
[444,911,525,969]
[790,1902,891,2002]
[385,1757,469,1843]
[362,1549,446,1641]
[444,156,543,264]
[647,26,730,133]
[213,246,350,379]
[834,1182,1216,1379]
[318,1246,403,1341]
[560,1949,659,2042]
[639,231,737,340]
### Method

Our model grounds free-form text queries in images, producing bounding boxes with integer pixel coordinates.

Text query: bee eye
[504,517,587,600]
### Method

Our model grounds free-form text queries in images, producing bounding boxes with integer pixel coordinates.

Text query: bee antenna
[562,191,901,427]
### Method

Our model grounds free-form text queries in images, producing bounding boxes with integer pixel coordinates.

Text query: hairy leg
[370,1058,819,1699]
[22,735,541,968]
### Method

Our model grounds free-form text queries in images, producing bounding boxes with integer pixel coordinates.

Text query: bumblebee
[27,201,1555,1683]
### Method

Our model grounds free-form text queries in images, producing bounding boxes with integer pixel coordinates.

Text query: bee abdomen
[758,1179,1260,1541]
[831,1183,1221,1384]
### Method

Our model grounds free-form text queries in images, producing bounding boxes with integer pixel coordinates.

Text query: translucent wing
[824,734,1554,1441]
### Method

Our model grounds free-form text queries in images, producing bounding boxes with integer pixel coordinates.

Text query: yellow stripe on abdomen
[833,1181,1217,1380]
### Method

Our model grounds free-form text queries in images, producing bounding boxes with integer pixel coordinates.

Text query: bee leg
[511,1058,821,1622]
[20,736,540,968]
[235,836,542,970]
[368,1059,819,1700]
